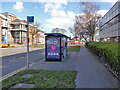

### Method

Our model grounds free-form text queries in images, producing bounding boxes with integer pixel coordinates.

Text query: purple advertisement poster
[46,36,60,59]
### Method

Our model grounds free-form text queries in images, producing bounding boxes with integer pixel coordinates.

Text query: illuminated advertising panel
[46,36,60,59]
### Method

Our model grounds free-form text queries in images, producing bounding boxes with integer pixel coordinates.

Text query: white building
[0,14,11,44]
[38,30,45,44]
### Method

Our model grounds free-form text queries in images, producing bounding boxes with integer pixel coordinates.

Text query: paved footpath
[29,46,118,88]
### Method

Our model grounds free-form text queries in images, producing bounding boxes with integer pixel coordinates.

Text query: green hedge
[86,42,120,76]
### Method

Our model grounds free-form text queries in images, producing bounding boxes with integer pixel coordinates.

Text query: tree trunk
[32,36,34,45]
[91,35,94,42]
[36,36,37,45]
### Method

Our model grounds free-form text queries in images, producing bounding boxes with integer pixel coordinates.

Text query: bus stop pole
[27,16,29,69]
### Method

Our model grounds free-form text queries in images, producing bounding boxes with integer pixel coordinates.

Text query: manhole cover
[22,74,34,78]
[10,83,34,88]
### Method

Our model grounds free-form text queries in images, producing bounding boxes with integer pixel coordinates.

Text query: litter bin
[44,33,68,61]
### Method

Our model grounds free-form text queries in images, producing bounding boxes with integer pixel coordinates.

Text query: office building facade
[99,1,120,42]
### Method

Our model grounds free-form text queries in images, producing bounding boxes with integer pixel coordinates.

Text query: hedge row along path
[86,42,119,77]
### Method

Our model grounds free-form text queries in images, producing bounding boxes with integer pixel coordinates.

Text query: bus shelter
[44,33,68,61]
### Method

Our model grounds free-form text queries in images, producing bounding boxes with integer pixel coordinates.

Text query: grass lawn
[2,69,77,89]
[67,46,80,52]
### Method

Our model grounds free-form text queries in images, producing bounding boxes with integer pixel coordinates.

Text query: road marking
[0,62,35,81]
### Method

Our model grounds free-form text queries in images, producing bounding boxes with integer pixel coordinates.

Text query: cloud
[42,0,75,33]
[99,0,117,2]
[43,1,67,17]
[41,0,77,34]
[35,6,38,9]
[13,1,24,12]
[46,11,76,31]
[97,10,108,16]
[32,0,67,5]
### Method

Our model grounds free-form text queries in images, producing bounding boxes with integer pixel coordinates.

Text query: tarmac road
[1,48,45,77]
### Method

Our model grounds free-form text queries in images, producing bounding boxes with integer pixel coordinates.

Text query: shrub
[86,42,120,76]
[2,46,7,48]
[7,44,10,47]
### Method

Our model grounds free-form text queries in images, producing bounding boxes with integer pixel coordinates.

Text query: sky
[0,0,118,36]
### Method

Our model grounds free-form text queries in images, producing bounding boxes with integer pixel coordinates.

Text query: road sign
[26,16,34,69]
[28,16,34,23]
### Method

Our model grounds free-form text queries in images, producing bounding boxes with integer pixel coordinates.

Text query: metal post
[27,16,29,69]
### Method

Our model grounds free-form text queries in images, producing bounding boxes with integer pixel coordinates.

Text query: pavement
[29,46,118,88]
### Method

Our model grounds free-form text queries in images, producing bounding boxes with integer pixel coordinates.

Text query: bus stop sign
[28,16,34,23]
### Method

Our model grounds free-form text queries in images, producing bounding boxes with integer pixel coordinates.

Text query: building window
[1,20,3,25]
[2,29,6,44]
[21,32,26,43]
[7,30,11,43]
[13,31,21,43]
[2,35,5,44]
[12,31,26,44]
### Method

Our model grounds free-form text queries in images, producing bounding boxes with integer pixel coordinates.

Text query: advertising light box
[46,36,60,59]
[45,33,68,61]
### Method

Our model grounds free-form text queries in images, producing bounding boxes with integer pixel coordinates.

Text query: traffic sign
[28,16,34,23]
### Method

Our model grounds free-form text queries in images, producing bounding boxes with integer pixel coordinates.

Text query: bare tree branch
[74,2,101,41]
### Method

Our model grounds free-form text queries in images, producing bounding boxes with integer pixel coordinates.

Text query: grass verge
[67,46,80,52]
[2,69,77,89]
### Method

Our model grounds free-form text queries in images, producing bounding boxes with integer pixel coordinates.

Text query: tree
[29,21,43,45]
[51,28,60,33]
[69,27,75,35]
[60,29,67,34]
[75,2,101,41]
[51,28,67,34]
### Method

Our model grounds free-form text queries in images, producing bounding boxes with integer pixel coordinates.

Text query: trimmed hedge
[86,42,120,76]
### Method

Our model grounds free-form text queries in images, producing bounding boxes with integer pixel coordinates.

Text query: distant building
[0,12,45,47]
[94,26,100,42]
[37,29,45,44]
[2,12,18,21]
[0,13,11,45]
[10,19,27,44]
[99,1,120,42]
